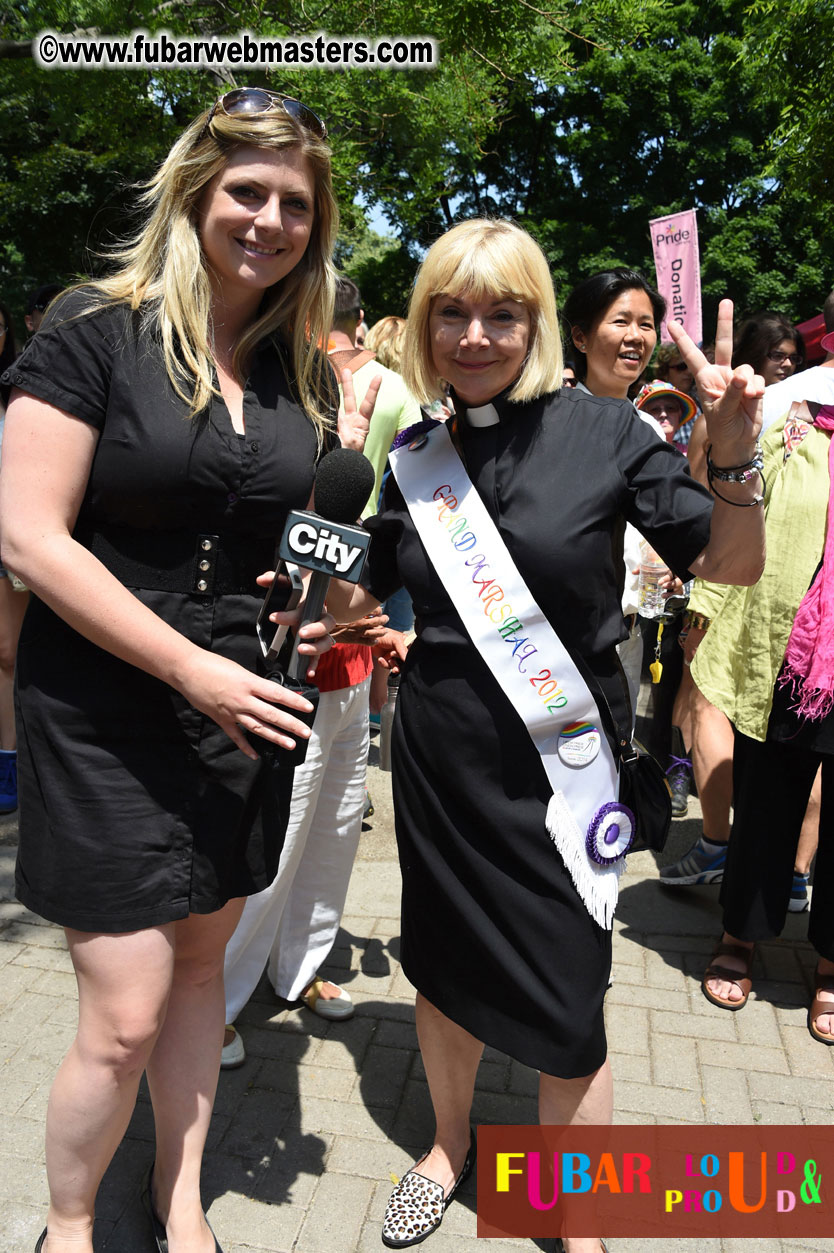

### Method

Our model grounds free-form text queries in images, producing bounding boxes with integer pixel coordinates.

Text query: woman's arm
[0,391,329,759]
[324,577,382,624]
[669,301,766,587]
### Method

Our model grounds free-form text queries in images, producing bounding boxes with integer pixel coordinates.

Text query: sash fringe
[546,791,622,930]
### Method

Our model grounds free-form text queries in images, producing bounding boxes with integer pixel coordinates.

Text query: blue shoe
[788,870,810,913]
[0,749,17,813]
[659,835,727,886]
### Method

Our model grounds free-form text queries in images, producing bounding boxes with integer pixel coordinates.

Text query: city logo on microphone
[278,510,370,582]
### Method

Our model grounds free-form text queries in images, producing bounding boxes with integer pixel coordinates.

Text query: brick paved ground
[2,726,832,1253]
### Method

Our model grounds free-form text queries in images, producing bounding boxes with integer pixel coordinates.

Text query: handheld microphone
[280,447,375,681]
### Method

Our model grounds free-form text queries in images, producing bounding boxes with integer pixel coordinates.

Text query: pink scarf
[779,406,834,720]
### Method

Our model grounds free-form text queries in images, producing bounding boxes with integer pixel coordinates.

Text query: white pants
[224,676,371,1020]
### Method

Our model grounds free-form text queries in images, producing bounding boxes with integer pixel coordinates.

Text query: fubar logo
[477,1125,831,1239]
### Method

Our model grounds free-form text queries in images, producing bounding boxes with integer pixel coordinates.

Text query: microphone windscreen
[314,447,376,523]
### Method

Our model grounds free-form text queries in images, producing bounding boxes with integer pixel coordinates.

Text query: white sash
[390,422,632,929]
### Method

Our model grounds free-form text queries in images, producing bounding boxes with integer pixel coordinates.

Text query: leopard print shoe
[381,1131,476,1248]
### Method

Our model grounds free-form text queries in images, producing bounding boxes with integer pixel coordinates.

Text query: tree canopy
[1,0,831,333]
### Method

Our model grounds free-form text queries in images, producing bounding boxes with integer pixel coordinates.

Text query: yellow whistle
[650,659,663,684]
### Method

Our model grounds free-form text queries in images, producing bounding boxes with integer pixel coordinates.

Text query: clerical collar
[464,402,501,428]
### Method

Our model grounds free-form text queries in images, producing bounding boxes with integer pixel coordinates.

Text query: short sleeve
[619,414,714,579]
[0,290,117,429]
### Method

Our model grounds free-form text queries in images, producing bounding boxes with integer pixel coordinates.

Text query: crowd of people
[1,87,832,1253]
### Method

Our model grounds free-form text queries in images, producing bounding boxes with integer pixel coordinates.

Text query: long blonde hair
[86,104,339,441]
[402,219,562,405]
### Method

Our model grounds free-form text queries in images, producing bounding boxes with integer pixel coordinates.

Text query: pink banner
[650,208,702,345]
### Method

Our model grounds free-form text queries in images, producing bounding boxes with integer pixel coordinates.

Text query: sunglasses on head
[199,88,327,143]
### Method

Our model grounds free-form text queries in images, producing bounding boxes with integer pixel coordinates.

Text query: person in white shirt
[761,291,834,431]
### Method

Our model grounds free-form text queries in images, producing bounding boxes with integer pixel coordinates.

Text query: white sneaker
[220,1024,246,1069]
[301,977,354,1020]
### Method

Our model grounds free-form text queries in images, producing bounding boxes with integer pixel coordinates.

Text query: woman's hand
[671,299,766,587]
[332,608,390,646]
[659,571,685,598]
[668,300,763,460]
[255,568,336,679]
[338,367,382,451]
[174,646,320,761]
[373,628,409,672]
[175,648,319,760]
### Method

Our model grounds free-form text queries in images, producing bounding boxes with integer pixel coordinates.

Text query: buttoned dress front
[2,293,333,934]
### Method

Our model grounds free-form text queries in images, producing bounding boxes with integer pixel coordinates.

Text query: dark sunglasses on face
[199,89,327,143]
[669,361,690,372]
[766,350,801,366]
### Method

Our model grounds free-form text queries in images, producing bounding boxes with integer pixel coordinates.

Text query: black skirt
[15,588,294,934]
[391,642,612,1077]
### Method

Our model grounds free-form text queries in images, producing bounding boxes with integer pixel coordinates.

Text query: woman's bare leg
[539,1060,613,1253]
[795,768,821,875]
[409,993,483,1192]
[43,926,175,1252]
[690,687,734,842]
[145,898,245,1253]
[671,665,694,754]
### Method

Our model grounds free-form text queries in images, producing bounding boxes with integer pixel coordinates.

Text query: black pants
[721,729,834,960]
[641,613,685,762]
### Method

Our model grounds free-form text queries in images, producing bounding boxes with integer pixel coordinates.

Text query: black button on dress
[363,389,713,1075]
[3,292,334,933]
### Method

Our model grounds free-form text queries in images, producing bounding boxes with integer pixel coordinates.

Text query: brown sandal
[702,941,754,1011]
[808,971,834,1045]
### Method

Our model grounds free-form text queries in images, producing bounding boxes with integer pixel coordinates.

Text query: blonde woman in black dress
[0,93,377,1253]
[328,219,766,1252]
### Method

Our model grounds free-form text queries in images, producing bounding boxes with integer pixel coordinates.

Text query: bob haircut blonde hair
[364,315,408,372]
[401,219,562,405]
[78,102,338,442]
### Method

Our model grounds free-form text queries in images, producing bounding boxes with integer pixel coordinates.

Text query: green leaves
[1,0,831,329]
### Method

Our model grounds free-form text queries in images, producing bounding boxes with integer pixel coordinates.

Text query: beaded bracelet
[706,442,765,506]
[708,478,765,507]
[705,442,763,482]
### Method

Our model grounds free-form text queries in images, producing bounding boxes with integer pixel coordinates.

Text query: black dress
[2,292,333,933]
[363,388,713,1075]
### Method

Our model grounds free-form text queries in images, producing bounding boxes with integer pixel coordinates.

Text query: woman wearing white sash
[328,220,765,1253]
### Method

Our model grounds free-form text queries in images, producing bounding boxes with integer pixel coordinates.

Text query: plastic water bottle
[378,672,400,772]
[638,542,667,619]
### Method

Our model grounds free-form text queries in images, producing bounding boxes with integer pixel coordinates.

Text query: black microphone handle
[287,570,330,682]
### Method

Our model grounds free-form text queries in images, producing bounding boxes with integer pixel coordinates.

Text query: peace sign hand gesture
[668,299,763,461]
[338,367,382,452]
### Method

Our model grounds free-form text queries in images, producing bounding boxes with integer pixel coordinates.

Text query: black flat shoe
[34,1231,47,1253]
[140,1163,224,1253]
[381,1128,476,1248]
